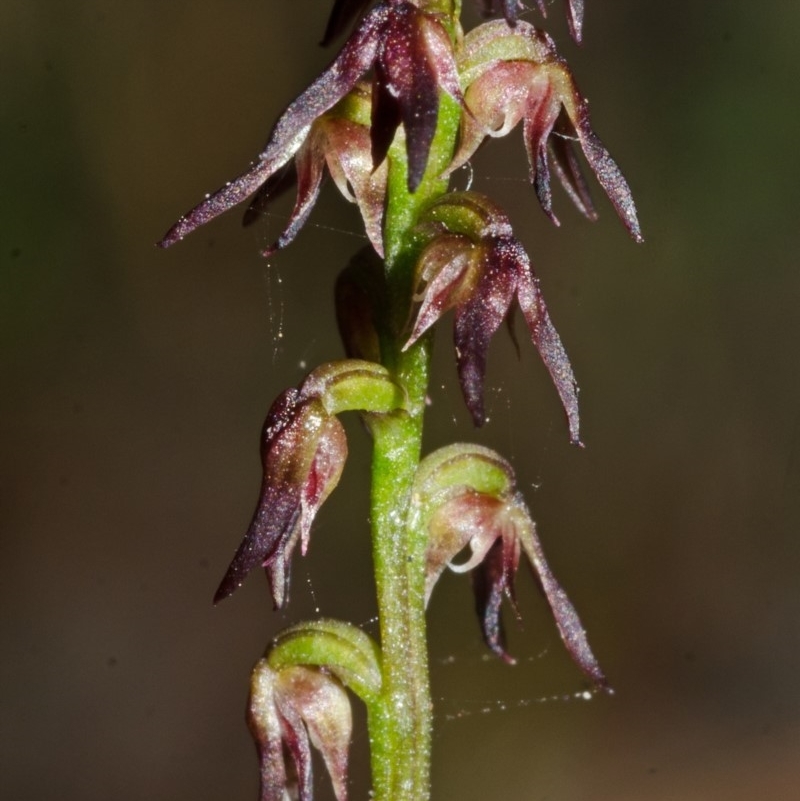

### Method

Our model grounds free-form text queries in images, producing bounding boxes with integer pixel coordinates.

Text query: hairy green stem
[367,94,462,801]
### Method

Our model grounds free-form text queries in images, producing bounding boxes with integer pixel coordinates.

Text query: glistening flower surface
[407,191,581,443]
[451,20,641,241]
[214,361,405,608]
[415,443,608,686]
[248,660,352,801]
[158,0,463,253]
[159,2,641,799]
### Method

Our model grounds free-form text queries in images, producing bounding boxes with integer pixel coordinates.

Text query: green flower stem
[367,93,462,801]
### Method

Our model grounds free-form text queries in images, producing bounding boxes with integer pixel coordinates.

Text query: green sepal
[457,19,555,88]
[301,360,407,417]
[413,443,514,514]
[268,618,383,705]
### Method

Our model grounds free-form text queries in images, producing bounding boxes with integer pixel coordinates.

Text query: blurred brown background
[3,2,800,799]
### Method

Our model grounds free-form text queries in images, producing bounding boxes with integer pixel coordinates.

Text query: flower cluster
[159,3,638,257]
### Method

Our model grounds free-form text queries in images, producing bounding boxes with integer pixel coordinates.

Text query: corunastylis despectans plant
[158,2,641,799]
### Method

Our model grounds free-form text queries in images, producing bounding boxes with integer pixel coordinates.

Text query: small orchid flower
[450,20,641,240]
[214,361,405,608]
[406,191,581,444]
[214,388,348,608]
[416,443,608,687]
[248,660,352,801]
[159,86,387,257]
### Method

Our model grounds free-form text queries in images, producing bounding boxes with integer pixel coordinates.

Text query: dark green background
[3,2,800,799]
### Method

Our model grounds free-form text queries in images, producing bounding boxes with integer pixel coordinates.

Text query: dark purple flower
[158,1,462,254]
[450,20,642,240]
[214,360,405,608]
[214,388,348,608]
[249,661,352,801]
[405,191,581,444]
[159,86,386,256]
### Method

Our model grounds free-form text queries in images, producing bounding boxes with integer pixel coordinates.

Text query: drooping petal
[324,119,388,256]
[298,415,348,553]
[247,661,292,801]
[513,251,581,445]
[453,242,517,426]
[472,537,515,663]
[522,82,563,224]
[547,115,598,221]
[565,0,585,44]
[567,94,643,242]
[261,132,327,257]
[277,667,352,801]
[517,509,610,689]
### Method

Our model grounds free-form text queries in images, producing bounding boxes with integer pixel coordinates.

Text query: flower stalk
[159,2,639,799]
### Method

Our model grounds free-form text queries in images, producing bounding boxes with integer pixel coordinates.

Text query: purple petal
[261,135,327,257]
[259,4,387,167]
[453,243,517,426]
[514,255,582,446]
[158,159,287,248]
[378,5,441,192]
[565,0,585,44]
[547,121,599,221]
[276,702,314,801]
[519,514,610,690]
[242,163,298,227]
[214,487,302,605]
[522,86,562,225]
[369,68,403,177]
[472,539,515,664]
[572,98,643,242]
